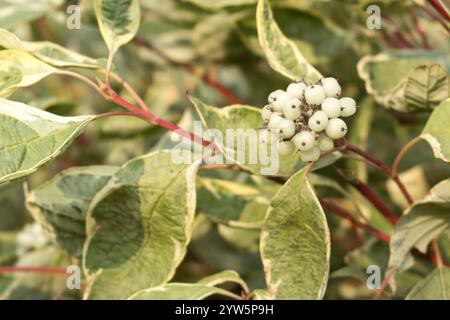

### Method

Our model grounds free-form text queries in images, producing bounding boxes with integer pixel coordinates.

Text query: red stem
[132,37,243,105]
[428,0,450,21]
[343,143,414,204]
[410,8,432,50]
[417,2,450,33]
[108,91,214,149]
[319,198,391,243]
[347,178,399,225]
[0,266,67,275]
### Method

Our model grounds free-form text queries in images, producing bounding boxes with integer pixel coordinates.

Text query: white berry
[299,146,320,162]
[339,97,356,117]
[267,113,283,130]
[278,118,296,139]
[277,140,295,156]
[261,105,272,121]
[293,131,316,151]
[321,77,341,98]
[318,135,334,151]
[321,97,341,118]
[286,82,306,99]
[305,84,326,105]
[271,91,291,112]
[268,89,284,104]
[325,118,347,139]
[308,110,329,132]
[282,98,301,120]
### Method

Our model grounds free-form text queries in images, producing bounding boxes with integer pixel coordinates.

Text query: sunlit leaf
[256,0,322,82]
[406,268,450,300]
[83,151,200,299]
[260,168,330,299]
[0,29,105,69]
[25,166,119,257]
[358,51,450,112]
[94,0,141,54]
[388,178,450,273]
[0,50,56,97]
[0,98,96,184]
[421,98,450,162]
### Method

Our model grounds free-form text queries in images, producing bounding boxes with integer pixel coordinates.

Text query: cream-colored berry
[308,111,329,132]
[286,82,306,99]
[282,98,301,120]
[321,97,341,118]
[278,118,296,139]
[318,135,334,151]
[305,85,326,105]
[299,146,320,162]
[322,77,341,98]
[325,118,347,139]
[293,131,316,151]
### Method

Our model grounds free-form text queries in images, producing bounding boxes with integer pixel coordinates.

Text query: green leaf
[386,165,429,210]
[239,6,349,66]
[260,168,330,299]
[0,29,106,69]
[25,166,119,257]
[358,51,450,112]
[128,283,237,300]
[94,0,141,54]
[421,98,450,162]
[197,177,267,228]
[83,151,200,299]
[189,96,303,176]
[0,98,96,184]
[256,0,322,82]
[0,50,56,97]
[388,178,450,273]
[129,269,247,300]
[406,268,450,300]
[0,0,62,29]
[186,0,256,10]
[197,269,249,293]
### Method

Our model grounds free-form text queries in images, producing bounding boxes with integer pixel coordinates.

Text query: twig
[55,70,106,97]
[417,2,450,33]
[342,175,399,225]
[343,142,414,205]
[0,266,67,275]
[108,72,149,111]
[392,136,421,177]
[373,269,395,300]
[132,36,243,105]
[428,0,450,21]
[410,8,432,50]
[319,198,391,243]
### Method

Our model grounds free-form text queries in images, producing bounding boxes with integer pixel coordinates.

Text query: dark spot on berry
[292,105,295,109]
[316,121,320,124]
[341,107,344,111]
[302,142,306,146]
[341,127,345,132]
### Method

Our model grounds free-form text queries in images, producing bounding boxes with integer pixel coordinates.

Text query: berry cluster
[260,77,357,162]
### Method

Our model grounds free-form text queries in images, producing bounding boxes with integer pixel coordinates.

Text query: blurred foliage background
[0,0,449,299]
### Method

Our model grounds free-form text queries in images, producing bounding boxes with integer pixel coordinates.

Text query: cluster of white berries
[260,77,357,162]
